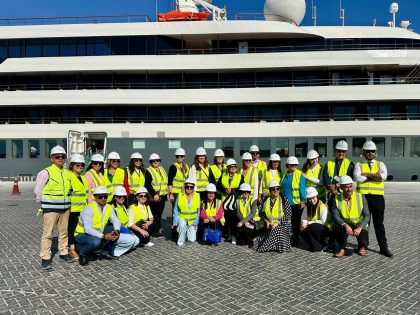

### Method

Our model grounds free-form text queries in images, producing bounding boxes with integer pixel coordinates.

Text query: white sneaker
[177,242,184,246]
[145,242,154,247]
[231,236,237,245]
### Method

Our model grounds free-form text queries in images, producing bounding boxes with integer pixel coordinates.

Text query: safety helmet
[307,150,319,160]
[242,152,252,160]
[91,154,105,163]
[335,140,349,151]
[214,149,225,157]
[226,159,237,167]
[249,145,259,152]
[130,152,143,160]
[184,177,196,185]
[206,183,217,192]
[69,154,85,164]
[339,175,354,185]
[113,186,127,196]
[286,156,299,165]
[269,153,281,162]
[50,145,66,157]
[107,151,121,160]
[268,180,280,189]
[362,141,377,151]
[93,186,108,195]
[306,187,318,199]
[149,153,161,161]
[239,183,251,192]
[175,148,186,156]
[135,187,148,195]
[196,147,206,156]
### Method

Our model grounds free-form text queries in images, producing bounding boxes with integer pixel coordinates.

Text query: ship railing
[235,13,298,25]
[0,14,152,26]
[1,76,418,91]
[403,64,420,84]
[0,113,418,125]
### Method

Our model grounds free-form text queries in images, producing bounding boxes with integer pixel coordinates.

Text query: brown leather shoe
[334,248,346,257]
[357,247,366,256]
[69,247,79,260]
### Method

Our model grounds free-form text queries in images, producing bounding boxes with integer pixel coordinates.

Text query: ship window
[29,140,40,158]
[276,139,289,158]
[184,106,216,123]
[0,140,6,158]
[77,38,87,56]
[407,104,420,119]
[295,138,308,158]
[60,38,77,56]
[331,105,355,120]
[0,40,6,61]
[42,38,59,57]
[391,137,404,157]
[95,37,111,56]
[352,137,366,158]
[45,139,58,157]
[314,138,327,158]
[258,138,271,158]
[148,107,182,123]
[86,38,95,55]
[8,39,22,58]
[12,140,23,158]
[222,139,234,158]
[410,137,420,158]
[219,106,253,122]
[133,140,145,149]
[129,36,147,55]
[169,139,181,149]
[372,138,385,157]
[204,140,216,149]
[111,36,129,55]
[25,38,42,57]
[240,139,252,156]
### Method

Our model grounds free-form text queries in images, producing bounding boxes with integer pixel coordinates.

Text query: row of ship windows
[2,137,420,159]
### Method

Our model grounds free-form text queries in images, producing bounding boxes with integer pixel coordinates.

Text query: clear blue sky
[1,0,418,32]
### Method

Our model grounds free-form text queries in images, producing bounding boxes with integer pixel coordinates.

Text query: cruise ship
[0,0,419,181]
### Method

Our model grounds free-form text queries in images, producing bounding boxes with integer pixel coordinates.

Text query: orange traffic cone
[11,177,21,195]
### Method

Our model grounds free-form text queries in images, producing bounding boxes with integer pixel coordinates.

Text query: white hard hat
[107,151,120,160]
[335,140,349,151]
[268,180,280,189]
[149,153,161,161]
[307,150,319,160]
[269,153,281,162]
[70,154,85,164]
[50,145,66,156]
[91,154,105,163]
[306,187,318,199]
[249,145,259,152]
[93,186,108,195]
[286,156,299,165]
[135,187,148,195]
[196,147,206,156]
[362,141,377,151]
[130,152,143,160]
[339,175,354,185]
[175,148,186,156]
[113,186,127,196]
[242,152,252,160]
[226,159,237,167]
[239,183,251,192]
[214,149,225,157]
[206,183,217,192]
[184,177,196,185]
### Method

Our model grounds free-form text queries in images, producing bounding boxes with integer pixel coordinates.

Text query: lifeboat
[158,11,210,22]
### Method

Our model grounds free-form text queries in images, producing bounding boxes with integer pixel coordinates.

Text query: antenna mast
[340,0,345,26]
[312,0,317,26]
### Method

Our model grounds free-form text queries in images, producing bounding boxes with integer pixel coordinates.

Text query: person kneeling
[173,178,201,246]
[75,186,138,266]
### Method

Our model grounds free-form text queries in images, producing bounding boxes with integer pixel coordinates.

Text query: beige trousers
[40,210,70,259]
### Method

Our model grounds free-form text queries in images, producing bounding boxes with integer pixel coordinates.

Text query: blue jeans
[76,232,139,257]
[75,233,102,256]
[177,218,197,246]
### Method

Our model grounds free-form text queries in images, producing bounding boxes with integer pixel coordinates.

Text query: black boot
[79,255,89,266]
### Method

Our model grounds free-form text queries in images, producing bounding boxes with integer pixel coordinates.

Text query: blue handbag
[202,224,222,244]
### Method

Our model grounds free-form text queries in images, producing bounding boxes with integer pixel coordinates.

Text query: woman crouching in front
[199,183,224,245]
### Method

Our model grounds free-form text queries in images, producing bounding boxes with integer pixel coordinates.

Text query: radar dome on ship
[264,0,306,25]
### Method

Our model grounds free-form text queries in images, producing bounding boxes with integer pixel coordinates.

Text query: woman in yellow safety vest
[210,149,226,184]
[127,187,157,247]
[173,178,201,246]
[189,147,216,200]
[168,148,190,206]
[235,183,260,247]
[300,187,334,252]
[104,151,128,202]
[240,152,259,201]
[301,150,327,202]
[126,152,146,204]
[109,186,132,235]
[253,180,292,253]
[68,154,88,260]
[259,153,282,202]
[85,154,107,203]
[199,183,224,245]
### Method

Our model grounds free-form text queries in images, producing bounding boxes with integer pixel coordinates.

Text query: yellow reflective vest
[86,169,107,193]
[113,204,129,228]
[335,191,365,226]
[326,158,351,182]
[221,173,242,201]
[261,169,281,196]
[104,168,125,202]
[304,164,327,198]
[172,163,190,194]
[241,167,257,196]
[263,197,285,225]
[195,165,210,192]
[237,197,260,222]
[202,199,225,225]
[281,170,303,204]
[70,173,88,213]
[41,164,71,212]
[126,167,145,194]
[75,202,112,236]
[356,160,385,195]
[147,166,168,195]
[130,204,152,224]
[210,164,226,182]
[308,201,333,230]
[177,192,200,225]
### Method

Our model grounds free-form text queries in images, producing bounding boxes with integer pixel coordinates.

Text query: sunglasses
[365,150,376,153]
[176,155,185,158]
[151,160,160,163]
[251,152,259,155]
[336,150,346,153]
[243,160,251,162]
[110,159,120,163]
[96,194,108,199]
[270,187,280,191]
[228,165,237,168]
[134,159,142,162]
[116,195,126,199]
[185,185,194,189]
[53,155,66,160]
[137,194,148,198]
[75,164,85,168]
[242,191,250,194]
[92,161,103,165]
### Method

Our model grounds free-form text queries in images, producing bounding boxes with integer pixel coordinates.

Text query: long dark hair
[109,195,128,208]
[302,159,311,173]
[268,160,283,178]
[128,158,146,175]
[306,197,319,220]
[86,161,104,175]
[193,155,209,169]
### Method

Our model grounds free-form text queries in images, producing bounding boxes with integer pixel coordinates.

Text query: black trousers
[67,212,81,246]
[291,204,304,244]
[332,223,369,249]
[223,210,238,238]
[149,196,166,234]
[365,194,388,251]
[301,223,332,252]
[237,225,257,246]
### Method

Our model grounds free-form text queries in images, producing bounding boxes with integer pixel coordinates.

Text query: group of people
[34,140,393,270]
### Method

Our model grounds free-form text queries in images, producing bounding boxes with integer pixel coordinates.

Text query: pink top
[200,201,223,221]
[84,172,97,204]
[34,169,49,202]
